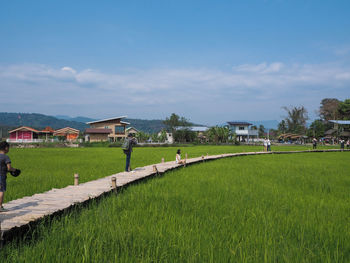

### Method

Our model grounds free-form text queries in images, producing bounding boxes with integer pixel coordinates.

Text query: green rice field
[4,144,338,202]
[1,151,349,262]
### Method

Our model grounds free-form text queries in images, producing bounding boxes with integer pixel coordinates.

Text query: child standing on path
[0,141,18,212]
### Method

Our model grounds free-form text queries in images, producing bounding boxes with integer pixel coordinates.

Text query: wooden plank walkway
[0,149,347,242]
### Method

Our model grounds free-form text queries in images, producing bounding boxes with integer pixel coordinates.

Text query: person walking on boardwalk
[312,138,317,149]
[267,138,271,152]
[122,133,137,172]
[340,139,345,150]
[263,138,268,152]
[0,141,20,212]
[347,139,350,149]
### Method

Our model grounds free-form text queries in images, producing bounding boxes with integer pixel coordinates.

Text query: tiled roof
[9,126,40,133]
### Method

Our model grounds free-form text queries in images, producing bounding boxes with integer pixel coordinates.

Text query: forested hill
[0,113,88,131]
[124,118,165,133]
[54,115,166,133]
[0,112,166,135]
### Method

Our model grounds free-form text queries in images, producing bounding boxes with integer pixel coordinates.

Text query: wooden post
[153,165,158,173]
[207,153,209,158]
[185,153,188,160]
[184,159,186,167]
[111,177,116,188]
[161,157,164,163]
[111,177,117,194]
[0,222,3,249]
[74,173,79,186]
[202,155,204,162]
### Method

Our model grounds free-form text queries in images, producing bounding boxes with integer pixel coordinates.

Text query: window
[115,126,125,134]
[239,126,245,130]
[104,126,109,129]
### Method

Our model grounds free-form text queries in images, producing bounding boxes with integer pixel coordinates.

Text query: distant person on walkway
[347,139,350,149]
[312,138,317,149]
[122,134,137,172]
[175,149,186,165]
[267,139,271,152]
[340,139,345,150]
[0,141,19,212]
[263,138,268,152]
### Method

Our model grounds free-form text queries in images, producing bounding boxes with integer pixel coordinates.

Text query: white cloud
[61,66,77,74]
[233,62,284,74]
[0,62,349,123]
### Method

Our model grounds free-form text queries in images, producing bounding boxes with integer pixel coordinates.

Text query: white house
[227,121,259,142]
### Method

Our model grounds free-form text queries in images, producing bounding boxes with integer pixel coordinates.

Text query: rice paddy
[1,151,349,262]
[4,144,335,202]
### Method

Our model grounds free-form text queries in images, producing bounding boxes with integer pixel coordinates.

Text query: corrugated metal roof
[176,126,209,132]
[86,116,127,124]
[329,120,350,125]
[227,121,252,126]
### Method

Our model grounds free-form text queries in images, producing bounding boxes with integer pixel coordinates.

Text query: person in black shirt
[0,141,17,212]
[123,134,137,172]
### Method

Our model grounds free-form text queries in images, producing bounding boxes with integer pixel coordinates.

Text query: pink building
[8,126,54,143]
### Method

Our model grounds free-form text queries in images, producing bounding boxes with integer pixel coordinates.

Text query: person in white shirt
[263,138,268,152]
[267,139,271,152]
[176,149,186,164]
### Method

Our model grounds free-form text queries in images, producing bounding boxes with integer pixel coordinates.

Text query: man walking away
[312,138,317,150]
[122,134,137,172]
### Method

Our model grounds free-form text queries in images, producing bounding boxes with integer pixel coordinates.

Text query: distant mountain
[0,112,167,134]
[0,112,88,131]
[55,115,96,123]
[249,120,279,130]
[124,118,166,133]
[56,115,166,133]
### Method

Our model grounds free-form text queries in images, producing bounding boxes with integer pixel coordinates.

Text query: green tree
[278,120,287,134]
[338,99,350,120]
[163,113,192,132]
[135,131,149,143]
[258,125,265,137]
[173,129,196,143]
[319,98,340,121]
[282,106,308,134]
[151,133,159,143]
[207,126,232,143]
[158,130,167,143]
[307,119,327,139]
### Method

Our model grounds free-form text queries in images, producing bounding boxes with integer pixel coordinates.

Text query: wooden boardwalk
[0,149,347,242]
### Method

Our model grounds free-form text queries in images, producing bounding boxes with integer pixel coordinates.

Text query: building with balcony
[227,121,259,142]
[86,116,130,142]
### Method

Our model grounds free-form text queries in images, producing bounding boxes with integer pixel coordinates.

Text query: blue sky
[1,0,350,125]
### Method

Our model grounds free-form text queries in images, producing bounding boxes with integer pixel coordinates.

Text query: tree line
[133,98,350,144]
[273,98,350,139]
